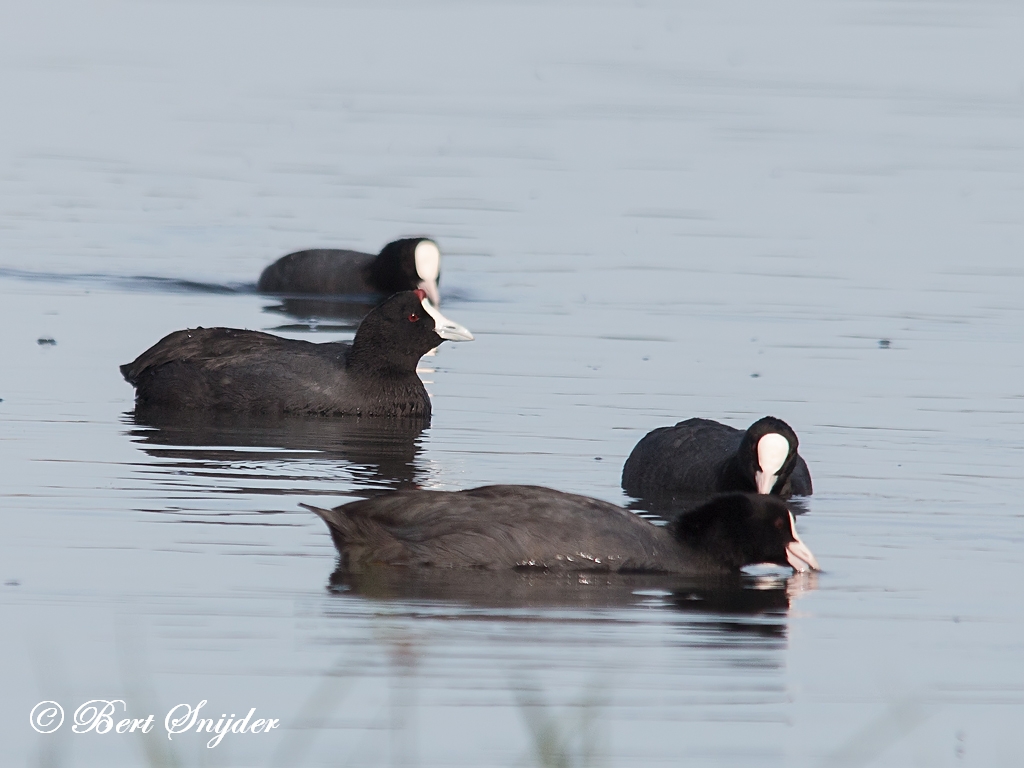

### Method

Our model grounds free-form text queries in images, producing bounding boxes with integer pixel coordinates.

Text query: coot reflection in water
[125,410,428,493]
[261,295,379,330]
[629,492,812,521]
[329,567,815,641]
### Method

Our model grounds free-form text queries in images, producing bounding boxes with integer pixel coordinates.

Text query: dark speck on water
[37,337,56,345]
[879,339,891,348]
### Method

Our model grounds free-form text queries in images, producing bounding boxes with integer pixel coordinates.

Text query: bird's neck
[346,337,420,376]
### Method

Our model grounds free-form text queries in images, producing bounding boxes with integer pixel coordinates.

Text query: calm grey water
[2,1,1023,765]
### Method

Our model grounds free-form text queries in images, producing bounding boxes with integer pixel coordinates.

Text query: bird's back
[121,327,358,414]
[308,485,703,573]
[622,418,742,498]
[257,249,375,295]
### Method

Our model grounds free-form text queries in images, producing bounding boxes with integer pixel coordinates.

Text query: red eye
[408,313,420,323]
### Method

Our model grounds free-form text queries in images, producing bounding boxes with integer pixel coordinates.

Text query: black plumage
[622,417,812,500]
[256,237,441,304]
[304,485,819,575]
[120,291,471,418]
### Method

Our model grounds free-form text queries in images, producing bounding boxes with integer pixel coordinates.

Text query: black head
[671,493,820,572]
[350,290,472,371]
[735,416,801,495]
[370,238,442,305]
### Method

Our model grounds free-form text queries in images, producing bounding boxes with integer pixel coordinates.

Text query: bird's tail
[301,503,355,541]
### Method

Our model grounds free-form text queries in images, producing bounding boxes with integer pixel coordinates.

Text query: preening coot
[622,416,812,500]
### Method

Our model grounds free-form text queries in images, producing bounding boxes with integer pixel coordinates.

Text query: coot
[257,237,442,306]
[121,290,472,417]
[303,485,820,575]
[622,417,812,500]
